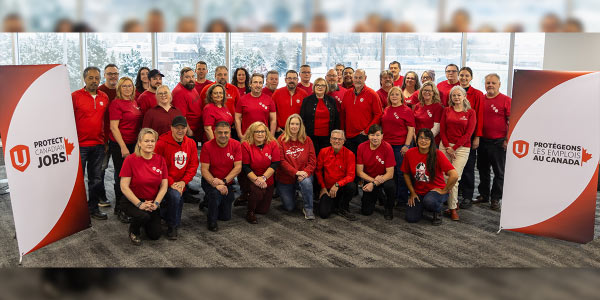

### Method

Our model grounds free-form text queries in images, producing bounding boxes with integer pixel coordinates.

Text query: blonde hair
[134,128,158,156]
[387,86,405,107]
[449,86,471,112]
[312,77,329,94]
[418,81,441,106]
[281,114,307,144]
[242,122,275,145]
[116,77,135,100]
[155,84,172,105]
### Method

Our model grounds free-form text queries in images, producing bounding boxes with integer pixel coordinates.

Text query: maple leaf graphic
[64,138,75,161]
[582,148,592,164]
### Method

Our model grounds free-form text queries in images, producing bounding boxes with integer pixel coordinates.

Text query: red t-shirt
[465,86,484,137]
[236,86,248,97]
[271,87,308,129]
[98,85,116,142]
[142,106,183,136]
[381,105,416,146]
[109,99,142,144]
[98,84,117,101]
[328,86,347,111]
[393,76,404,87]
[413,102,444,132]
[119,154,168,200]
[172,83,203,134]
[194,79,213,96]
[276,135,317,185]
[135,90,143,101]
[200,83,240,118]
[262,87,275,98]
[357,141,396,178]
[482,93,511,139]
[440,107,477,150]
[72,88,109,147]
[241,140,281,186]
[235,93,276,135]
[340,86,383,138]
[200,138,242,180]
[376,88,389,109]
[297,82,313,95]
[405,90,419,108]
[437,80,460,107]
[137,90,157,116]
[316,146,355,189]
[401,148,455,195]
[314,98,330,137]
[203,103,234,128]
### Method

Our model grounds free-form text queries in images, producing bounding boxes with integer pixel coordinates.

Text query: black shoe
[167,226,178,240]
[129,232,141,246]
[472,195,489,204]
[90,210,107,220]
[337,209,357,221]
[459,198,473,209]
[118,211,131,223]
[207,222,218,232]
[187,185,200,194]
[431,212,442,226]
[384,208,393,220]
[98,197,111,207]
[490,199,501,211]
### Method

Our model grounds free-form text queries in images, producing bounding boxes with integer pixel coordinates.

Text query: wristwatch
[334,182,339,188]
[154,201,161,208]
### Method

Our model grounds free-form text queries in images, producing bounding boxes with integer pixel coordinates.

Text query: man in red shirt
[98,64,118,101]
[72,66,109,220]
[235,73,277,138]
[97,63,119,207]
[172,66,202,140]
[154,116,199,239]
[272,70,307,136]
[341,67,354,90]
[389,61,404,87]
[199,66,241,139]
[194,61,213,96]
[200,121,242,232]
[138,69,164,115]
[437,64,460,106]
[376,70,394,109]
[326,69,346,111]
[474,73,511,211]
[335,63,345,85]
[262,70,279,97]
[298,64,313,95]
[316,130,357,221]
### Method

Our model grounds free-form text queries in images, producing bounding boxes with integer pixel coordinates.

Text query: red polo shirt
[172,83,203,134]
[194,79,213,96]
[340,86,383,139]
[272,87,308,129]
[393,75,404,87]
[297,82,313,95]
[328,86,347,111]
[465,86,485,137]
[72,88,109,147]
[315,146,355,190]
[376,88,390,109]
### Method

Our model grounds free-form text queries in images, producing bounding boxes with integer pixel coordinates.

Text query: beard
[287,82,297,90]
[217,78,227,86]
[184,81,195,90]
[328,83,338,91]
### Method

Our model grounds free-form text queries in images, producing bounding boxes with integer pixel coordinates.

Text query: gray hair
[83,66,101,79]
[449,85,471,111]
[330,130,345,140]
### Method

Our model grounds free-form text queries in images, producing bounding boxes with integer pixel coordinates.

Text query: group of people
[72,59,511,246]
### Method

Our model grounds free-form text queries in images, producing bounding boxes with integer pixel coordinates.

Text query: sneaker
[459,198,473,209]
[490,199,501,211]
[384,208,393,220]
[90,210,107,220]
[97,197,111,207]
[129,232,141,246]
[207,222,218,232]
[303,208,315,220]
[166,226,178,240]
[431,212,442,226]
[337,209,357,221]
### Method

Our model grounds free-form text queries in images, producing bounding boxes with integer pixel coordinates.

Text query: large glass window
[231,33,302,89]
[465,33,511,95]
[157,33,226,90]
[86,33,152,87]
[307,33,382,89]
[513,33,545,70]
[18,33,82,92]
[573,0,600,32]
[0,33,12,65]
[385,33,462,85]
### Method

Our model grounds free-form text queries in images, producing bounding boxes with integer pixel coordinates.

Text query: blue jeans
[201,179,234,224]
[80,144,105,212]
[392,144,409,205]
[277,176,314,212]
[405,191,448,223]
[160,187,184,227]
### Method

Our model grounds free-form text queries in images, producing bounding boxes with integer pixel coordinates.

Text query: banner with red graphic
[500,70,599,243]
[0,65,90,260]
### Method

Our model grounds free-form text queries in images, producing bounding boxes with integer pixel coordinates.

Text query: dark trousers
[310,135,331,159]
[344,134,368,156]
[477,138,506,200]
[391,145,409,204]
[98,143,109,199]
[318,182,357,219]
[201,179,234,224]
[459,144,478,200]
[247,183,275,214]
[80,144,105,212]
[405,191,448,223]
[121,197,161,239]
[361,179,396,215]
[160,188,184,228]
[109,141,136,212]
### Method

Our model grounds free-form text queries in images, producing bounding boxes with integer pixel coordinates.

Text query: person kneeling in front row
[401,128,458,225]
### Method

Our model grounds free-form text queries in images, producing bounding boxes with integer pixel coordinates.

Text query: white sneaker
[303,208,315,220]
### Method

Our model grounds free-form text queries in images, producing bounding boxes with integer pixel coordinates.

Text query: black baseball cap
[171,115,188,127]
[148,69,165,79]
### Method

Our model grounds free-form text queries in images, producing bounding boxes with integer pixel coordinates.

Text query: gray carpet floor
[0,147,599,267]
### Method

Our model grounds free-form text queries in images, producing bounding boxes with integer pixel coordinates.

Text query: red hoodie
[276,135,316,184]
[154,131,199,187]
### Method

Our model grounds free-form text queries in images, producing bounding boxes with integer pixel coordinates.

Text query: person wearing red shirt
[475,73,511,211]
[262,70,279,97]
[457,67,485,209]
[276,114,317,219]
[439,86,477,221]
[421,70,435,85]
[381,86,415,206]
[401,71,420,102]
[356,124,396,220]
[154,116,199,239]
[203,84,234,140]
[389,61,404,87]
[235,73,277,139]
[120,128,168,245]
[401,128,458,225]
[98,64,118,101]
[335,63,345,85]
[300,77,339,158]
[97,64,119,208]
[142,85,183,136]
[325,69,346,111]
[172,67,203,140]
[340,69,383,155]
[376,70,394,109]
[341,67,354,90]
[200,122,242,232]
[109,77,143,223]
[437,64,460,106]
[298,64,314,95]
[72,66,109,220]
[241,122,281,224]
[134,67,150,100]
[194,61,213,96]
[137,69,164,116]
[272,70,308,137]
[413,81,444,145]
[232,67,250,97]
[199,66,241,138]
[315,130,357,221]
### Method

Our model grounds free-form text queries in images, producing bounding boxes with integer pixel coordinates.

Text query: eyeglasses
[121,84,133,88]
[254,130,266,134]
[406,77,416,81]
[315,84,326,88]
[157,92,169,96]
[106,72,119,76]
[418,136,431,141]
[422,76,432,80]
[422,89,433,93]
[301,71,311,74]
[330,137,344,141]
[286,77,298,81]
[445,70,458,73]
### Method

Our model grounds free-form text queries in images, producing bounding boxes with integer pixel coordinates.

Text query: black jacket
[299,94,339,137]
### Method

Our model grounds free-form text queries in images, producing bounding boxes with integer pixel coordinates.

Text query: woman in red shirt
[401,128,457,225]
[109,77,143,222]
[142,85,182,136]
[134,67,150,100]
[241,122,281,224]
[120,128,168,245]
[401,71,420,102]
[203,84,234,140]
[232,67,250,97]
[413,81,444,145]
[276,114,317,219]
[299,77,339,157]
[439,86,477,221]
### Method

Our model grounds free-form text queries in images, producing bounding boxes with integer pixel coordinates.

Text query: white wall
[544,33,600,71]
